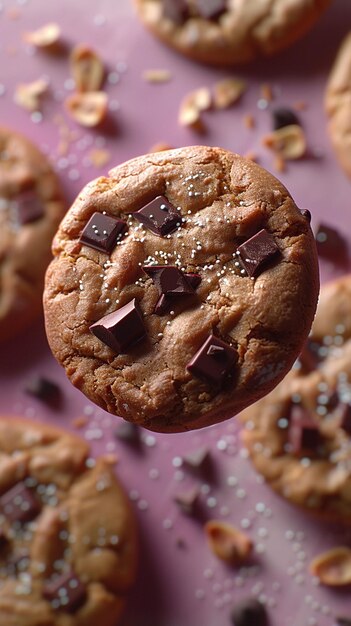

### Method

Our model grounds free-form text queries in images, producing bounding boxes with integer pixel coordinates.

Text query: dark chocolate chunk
[183,447,210,471]
[163,0,189,24]
[338,403,351,435]
[114,421,140,444]
[79,212,127,254]
[195,0,227,19]
[90,298,146,353]
[143,265,201,315]
[174,487,199,515]
[0,482,40,524]
[230,598,269,626]
[24,377,61,403]
[237,229,280,278]
[272,107,300,130]
[134,196,181,237]
[315,222,348,261]
[337,618,351,626]
[16,190,45,225]
[300,209,311,223]
[43,572,87,613]
[187,335,238,385]
[298,338,320,373]
[288,404,322,455]
[0,530,8,550]
[185,273,202,290]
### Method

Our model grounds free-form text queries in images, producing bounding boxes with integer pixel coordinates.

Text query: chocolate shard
[24,377,61,403]
[187,334,238,386]
[183,447,210,471]
[16,190,45,225]
[237,229,280,278]
[43,572,87,613]
[0,482,41,524]
[288,404,322,455]
[79,212,127,254]
[174,487,199,515]
[300,208,311,223]
[298,338,320,373]
[230,598,268,626]
[315,222,348,261]
[195,0,227,20]
[185,273,202,290]
[114,421,140,444]
[338,403,351,435]
[163,0,189,24]
[134,196,181,237]
[143,265,201,315]
[90,298,146,353]
[272,107,300,130]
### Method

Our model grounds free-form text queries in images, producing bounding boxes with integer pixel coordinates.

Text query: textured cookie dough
[325,32,351,178]
[241,275,351,523]
[134,0,331,66]
[44,146,319,433]
[0,128,66,342]
[0,417,137,625]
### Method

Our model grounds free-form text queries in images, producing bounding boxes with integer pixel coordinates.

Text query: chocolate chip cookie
[0,417,137,625]
[134,0,331,66]
[0,127,66,343]
[44,146,319,433]
[325,32,351,178]
[241,274,351,523]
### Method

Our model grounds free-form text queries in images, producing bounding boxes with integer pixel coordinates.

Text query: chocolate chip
[337,618,351,626]
[195,0,227,19]
[24,376,61,403]
[134,196,181,237]
[0,482,41,524]
[300,209,311,223]
[185,273,202,290]
[174,487,199,515]
[79,212,127,253]
[187,335,238,386]
[237,229,280,278]
[230,598,268,626]
[183,447,210,471]
[90,298,146,353]
[272,107,300,130]
[43,572,87,613]
[163,0,189,24]
[338,403,351,435]
[143,265,201,315]
[288,404,322,455]
[114,421,140,444]
[315,222,348,261]
[16,190,45,224]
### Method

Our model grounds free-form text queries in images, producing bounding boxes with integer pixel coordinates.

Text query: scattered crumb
[205,520,253,565]
[262,124,306,160]
[178,87,211,132]
[89,148,111,167]
[243,113,255,129]
[273,153,286,172]
[24,23,61,49]
[309,547,351,586]
[6,7,21,20]
[260,83,273,102]
[53,114,80,156]
[142,69,172,83]
[70,44,105,93]
[65,91,108,127]
[293,100,308,111]
[149,142,173,153]
[14,78,49,112]
[244,150,258,163]
[72,416,88,429]
[213,77,246,110]
[103,453,119,465]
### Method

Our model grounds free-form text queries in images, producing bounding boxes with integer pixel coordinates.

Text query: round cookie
[240,274,351,523]
[325,32,351,178]
[0,127,66,343]
[44,146,319,433]
[133,0,332,66]
[0,417,138,625]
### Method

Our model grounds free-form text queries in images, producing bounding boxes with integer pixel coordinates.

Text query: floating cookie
[241,274,351,522]
[325,32,351,178]
[133,0,331,66]
[0,127,66,342]
[0,417,137,625]
[44,146,318,433]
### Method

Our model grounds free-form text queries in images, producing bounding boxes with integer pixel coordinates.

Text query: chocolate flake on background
[174,487,199,515]
[134,196,181,237]
[230,597,269,626]
[272,107,300,130]
[237,229,280,278]
[300,208,311,223]
[16,190,45,225]
[337,618,351,626]
[187,334,238,385]
[195,0,227,20]
[90,298,146,353]
[315,222,348,262]
[143,265,201,315]
[79,211,127,253]
[163,0,189,24]
[288,404,322,455]
[24,376,61,404]
[338,403,351,435]
[298,338,320,373]
[0,482,40,524]
[43,572,87,613]
[183,447,210,471]
[114,421,140,445]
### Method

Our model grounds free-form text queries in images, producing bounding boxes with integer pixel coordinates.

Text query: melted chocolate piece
[288,404,322,455]
[79,212,127,253]
[90,298,146,353]
[16,190,45,225]
[43,572,87,613]
[0,482,40,524]
[163,0,189,24]
[230,598,269,626]
[134,196,181,237]
[195,0,227,19]
[187,335,238,385]
[272,107,300,130]
[315,222,348,261]
[237,229,280,278]
[143,265,201,315]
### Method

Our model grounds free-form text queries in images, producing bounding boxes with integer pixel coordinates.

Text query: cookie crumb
[205,520,253,565]
[72,416,88,429]
[142,69,172,83]
[178,87,211,132]
[243,113,255,129]
[149,142,173,153]
[70,45,105,93]
[309,547,351,586]
[213,77,246,110]
[262,125,306,160]
[260,83,273,102]
[65,91,108,127]
[24,22,61,49]
[14,78,49,112]
[89,148,111,167]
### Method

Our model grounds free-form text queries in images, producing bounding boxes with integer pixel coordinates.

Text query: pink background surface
[1,1,351,625]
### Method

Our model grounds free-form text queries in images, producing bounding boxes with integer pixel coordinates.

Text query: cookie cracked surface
[241,275,351,523]
[44,146,319,433]
[134,0,331,66]
[0,417,137,625]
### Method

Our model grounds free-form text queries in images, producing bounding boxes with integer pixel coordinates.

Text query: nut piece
[70,45,105,93]
[24,23,61,49]
[262,124,306,160]
[205,520,253,565]
[142,69,172,83]
[310,547,351,586]
[179,87,211,132]
[65,91,108,127]
[213,78,246,110]
[14,78,49,111]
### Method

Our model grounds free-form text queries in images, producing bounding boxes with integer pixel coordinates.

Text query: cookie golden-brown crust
[0,127,66,342]
[241,275,351,523]
[325,32,351,178]
[134,0,332,66]
[0,417,137,625]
